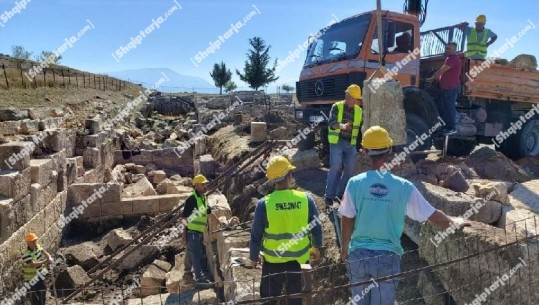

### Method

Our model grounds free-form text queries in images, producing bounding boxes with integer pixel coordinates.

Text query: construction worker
[339,126,471,305]
[325,84,363,248]
[22,232,53,305]
[426,42,461,135]
[250,156,322,305]
[459,14,498,60]
[181,174,214,289]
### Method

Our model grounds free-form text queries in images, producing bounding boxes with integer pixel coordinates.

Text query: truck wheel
[505,119,539,159]
[402,114,432,162]
[297,130,315,151]
[433,137,477,157]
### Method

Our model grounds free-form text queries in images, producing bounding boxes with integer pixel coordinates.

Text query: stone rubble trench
[1,92,539,305]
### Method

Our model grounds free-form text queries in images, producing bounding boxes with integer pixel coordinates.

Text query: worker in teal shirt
[339,126,470,305]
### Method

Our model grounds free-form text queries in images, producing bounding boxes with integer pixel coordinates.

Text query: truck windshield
[304,14,371,67]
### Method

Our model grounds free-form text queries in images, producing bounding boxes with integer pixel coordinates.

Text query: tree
[11,45,32,69]
[281,84,294,93]
[37,51,62,64]
[224,81,237,93]
[210,61,232,95]
[236,37,279,91]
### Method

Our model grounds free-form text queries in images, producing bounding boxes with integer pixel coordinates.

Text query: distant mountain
[106,68,218,94]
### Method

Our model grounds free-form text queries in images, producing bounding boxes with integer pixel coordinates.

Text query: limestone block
[0,121,21,136]
[152,170,167,185]
[43,128,66,152]
[123,177,157,197]
[101,199,133,216]
[362,79,406,145]
[469,179,510,204]
[30,159,53,186]
[198,154,215,178]
[20,119,40,134]
[0,141,32,170]
[85,118,103,135]
[159,194,190,212]
[250,122,267,143]
[104,229,133,252]
[194,135,207,157]
[55,265,91,290]
[83,147,101,169]
[0,168,31,202]
[509,180,539,212]
[132,195,160,214]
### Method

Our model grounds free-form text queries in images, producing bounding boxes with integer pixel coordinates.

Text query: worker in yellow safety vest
[22,232,53,305]
[250,156,322,305]
[324,84,363,248]
[459,14,498,60]
[181,174,214,289]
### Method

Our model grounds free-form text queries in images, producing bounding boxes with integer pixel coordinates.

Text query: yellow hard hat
[345,84,362,100]
[24,232,38,242]
[266,156,296,180]
[361,126,393,150]
[192,174,208,185]
[476,15,486,23]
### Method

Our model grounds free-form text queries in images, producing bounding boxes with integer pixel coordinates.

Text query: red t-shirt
[439,54,461,89]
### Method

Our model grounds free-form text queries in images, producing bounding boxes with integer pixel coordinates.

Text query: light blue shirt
[339,170,435,255]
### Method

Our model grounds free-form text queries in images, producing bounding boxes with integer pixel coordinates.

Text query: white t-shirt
[339,185,435,222]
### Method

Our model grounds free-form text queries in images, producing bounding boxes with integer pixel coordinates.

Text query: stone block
[55,265,91,290]
[43,128,66,152]
[133,165,146,174]
[101,199,133,216]
[116,245,160,271]
[20,119,40,134]
[0,108,28,121]
[250,122,267,142]
[66,160,77,185]
[159,194,189,212]
[269,126,287,140]
[83,147,101,169]
[132,196,160,214]
[0,121,21,136]
[81,202,102,218]
[0,168,31,202]
[0,141,32,170]
[103,229,133,252]
[140,261,169,296]
[198,154,215,178]
[39,117,62,130]
[291,149,321,171]
[84,133,105,148]
[470,179,510,204]
[67,183,106,207]
[152,170,167,185]
[123,177,157,197]
[30,181,57,212]
[193,136,207,156]
[509,180,539,212]
[85,118,103,135]
[37,149,66,173]
[30,159,53,185]
[498,206,539,237]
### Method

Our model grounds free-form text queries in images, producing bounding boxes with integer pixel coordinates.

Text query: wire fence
[0,63,129,91]
[3,217,538,305]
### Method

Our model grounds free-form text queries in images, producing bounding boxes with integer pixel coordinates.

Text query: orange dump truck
[295,9,539,159]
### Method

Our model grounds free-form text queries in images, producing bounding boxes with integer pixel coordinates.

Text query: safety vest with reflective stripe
[328,101,362,145]
[186,192,208,233]
[466,28,489,59]
[262,190,310,264]
[22,245,46,281]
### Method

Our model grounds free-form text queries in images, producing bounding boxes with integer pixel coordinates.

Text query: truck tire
[401,114,432,162]
[433,137,477,157]
[501,119,539,159]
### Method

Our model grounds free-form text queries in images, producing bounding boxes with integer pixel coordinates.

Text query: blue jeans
[325,138,358,200]
[187,231,207,281]
[440,86,460,130]
[346,248,401,305]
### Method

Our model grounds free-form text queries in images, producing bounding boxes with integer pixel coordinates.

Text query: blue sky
[1,0,538,92]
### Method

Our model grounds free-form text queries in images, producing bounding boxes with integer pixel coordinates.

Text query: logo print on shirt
[369,183,389,198]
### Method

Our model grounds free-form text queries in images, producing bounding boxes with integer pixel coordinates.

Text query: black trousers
[260,261,302,305]
[29,279,47,305]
